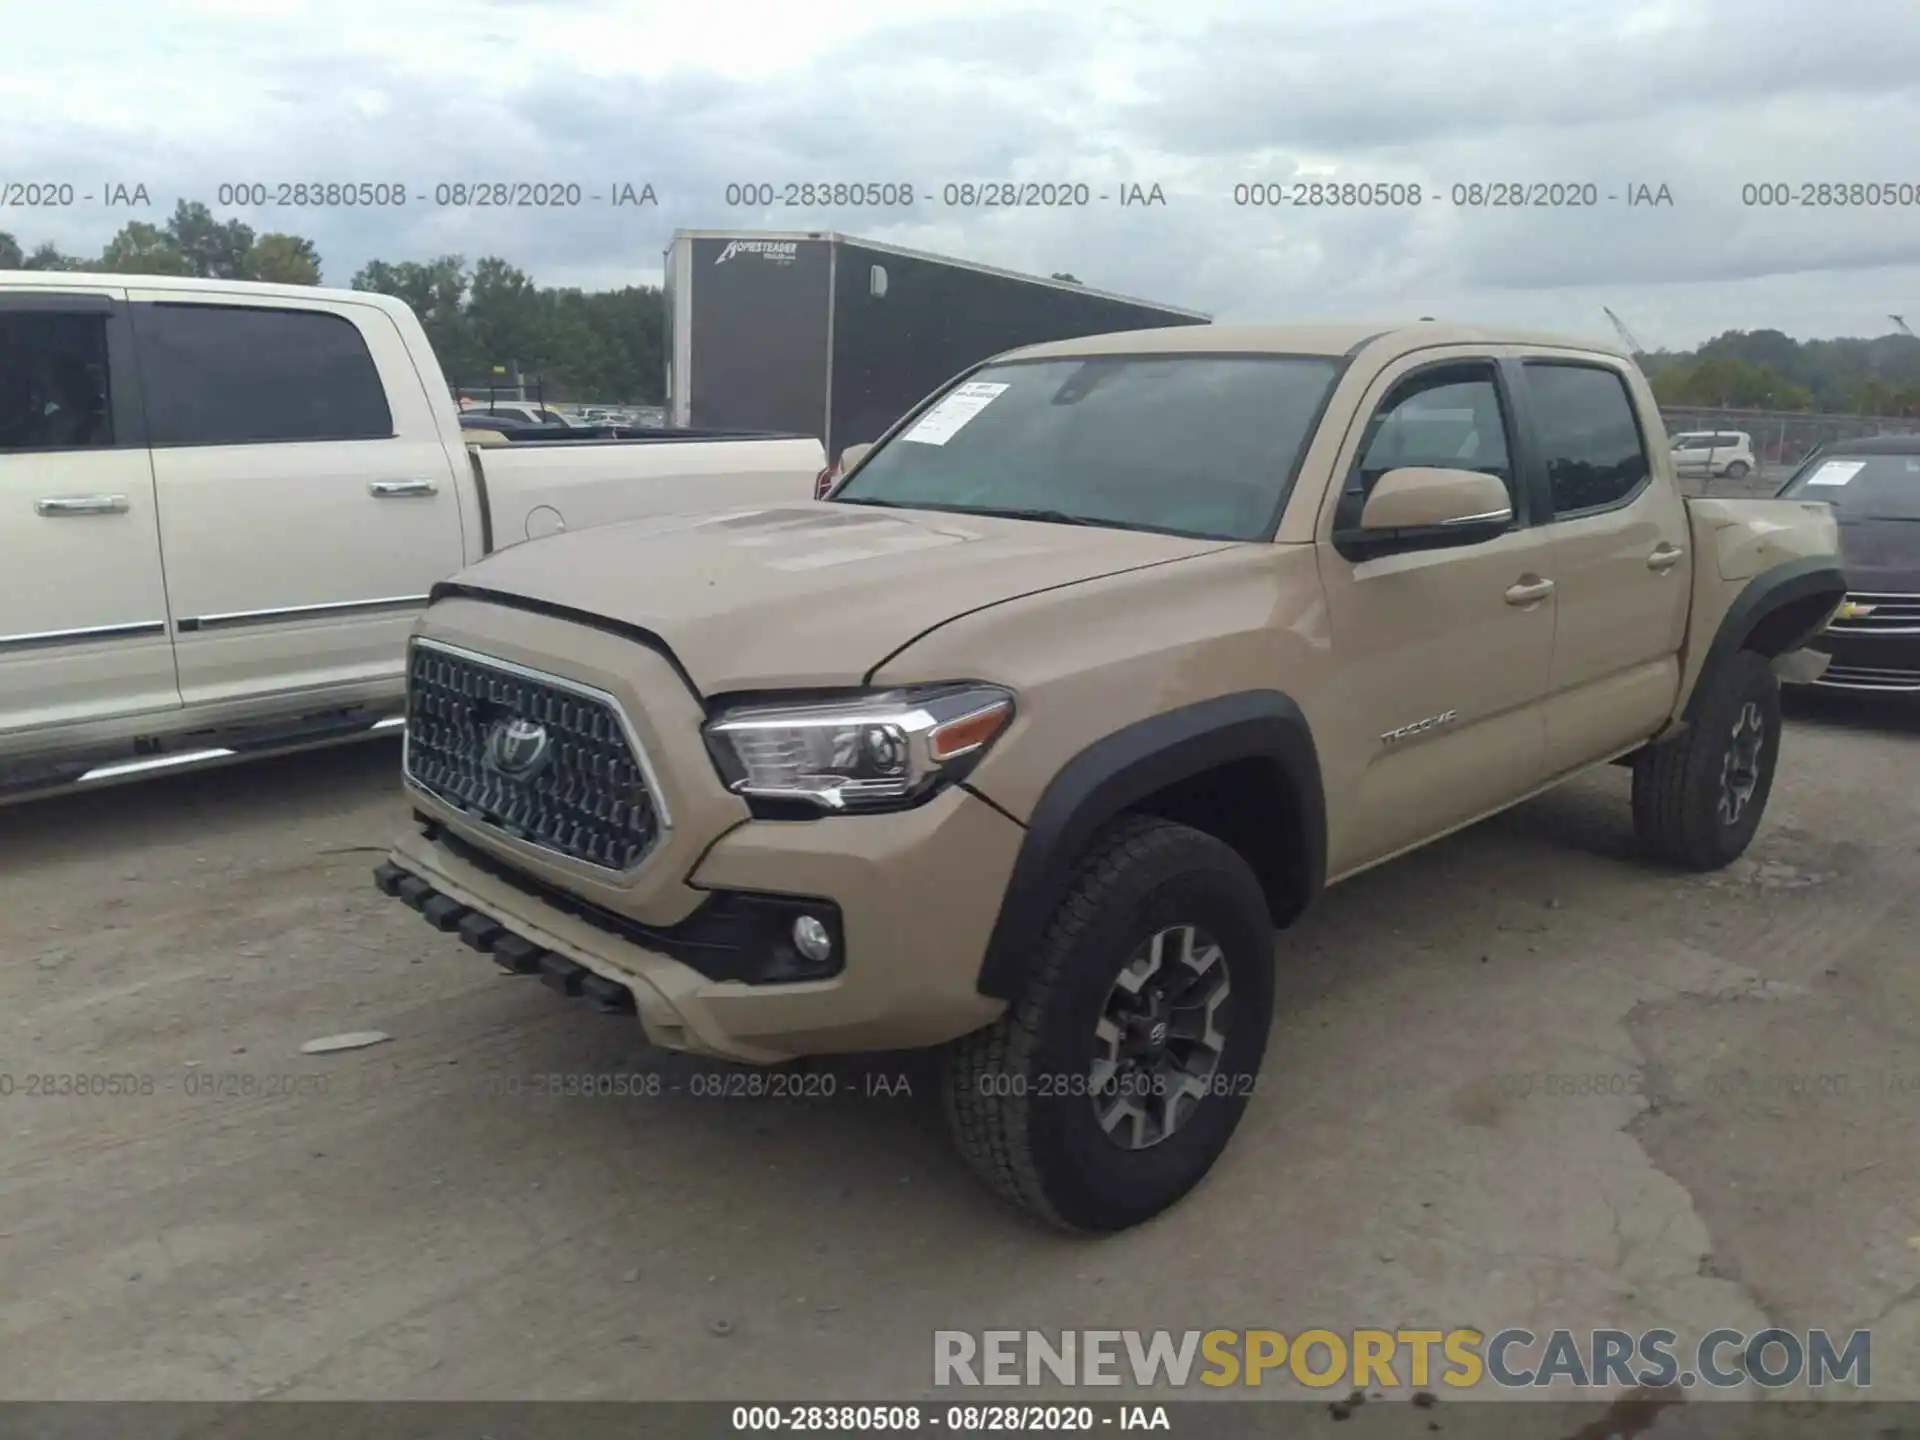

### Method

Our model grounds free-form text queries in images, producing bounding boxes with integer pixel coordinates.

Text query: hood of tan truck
[439,502,1238,694]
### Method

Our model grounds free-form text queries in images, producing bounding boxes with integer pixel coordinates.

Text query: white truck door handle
[1504,575,1556,606]
[1648,544,1684,572]
[369,479,438,498]
[35,494,130,517]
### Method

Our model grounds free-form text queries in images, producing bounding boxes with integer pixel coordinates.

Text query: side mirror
[1336,467,1513,560]
[838,442,874,472]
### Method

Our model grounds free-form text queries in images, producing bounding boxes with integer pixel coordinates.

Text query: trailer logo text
[715,240,799,265]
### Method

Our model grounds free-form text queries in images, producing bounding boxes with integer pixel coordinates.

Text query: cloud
[3,0,1918,346]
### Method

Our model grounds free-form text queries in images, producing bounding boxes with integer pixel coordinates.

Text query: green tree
[0,232,22,269]
[351,255,482,380]
[97,221,190,275]
[352,256,469,323]
[163,200,255,279]
[243,233,322,285]
[348,249,668,403]
[465,256,543,378]
[22,241,86,271]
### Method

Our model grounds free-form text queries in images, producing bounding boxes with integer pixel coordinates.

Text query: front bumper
[381,783,1020,1064]
[1802,603,1920,693]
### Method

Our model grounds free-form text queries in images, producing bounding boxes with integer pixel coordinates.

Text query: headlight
[704,684,1015,812]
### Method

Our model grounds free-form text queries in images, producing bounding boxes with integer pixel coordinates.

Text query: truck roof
[1000,321,1632,363]
[0,269,415,320]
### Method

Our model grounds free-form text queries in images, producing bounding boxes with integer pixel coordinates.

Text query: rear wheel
[944,815,1274,1233]
[1725,460,1751,480]
[1631,649,1782,870]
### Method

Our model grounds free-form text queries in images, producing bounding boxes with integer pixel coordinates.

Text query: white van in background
[1670,430,1755,480]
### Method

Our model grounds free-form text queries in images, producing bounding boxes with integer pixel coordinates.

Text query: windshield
[1779,452,1920,520]
[832,354,1344,541]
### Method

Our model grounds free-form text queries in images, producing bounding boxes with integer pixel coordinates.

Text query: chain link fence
[1659,406,1920,480]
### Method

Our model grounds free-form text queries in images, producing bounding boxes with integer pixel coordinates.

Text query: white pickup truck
[0,272,825,802]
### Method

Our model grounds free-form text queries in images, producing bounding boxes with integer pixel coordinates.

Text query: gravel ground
[1,686,1917,1419]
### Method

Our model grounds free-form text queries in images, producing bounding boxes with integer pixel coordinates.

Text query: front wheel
[944,815,1275,1233]
[1631,649,1782,870]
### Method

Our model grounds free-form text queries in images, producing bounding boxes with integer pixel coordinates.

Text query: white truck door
[127,291,467,708]
[0,288,180,740]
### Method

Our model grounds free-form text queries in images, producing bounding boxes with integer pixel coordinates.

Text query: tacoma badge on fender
[1380,710,1459,744]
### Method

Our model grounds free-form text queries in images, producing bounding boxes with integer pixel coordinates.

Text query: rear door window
[1523,362,1652,516]
[133,302,393,446]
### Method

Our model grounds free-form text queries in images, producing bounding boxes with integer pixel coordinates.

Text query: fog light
[792,914,834,964]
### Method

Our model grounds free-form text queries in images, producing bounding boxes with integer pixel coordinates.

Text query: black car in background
[1777,435,1920,695]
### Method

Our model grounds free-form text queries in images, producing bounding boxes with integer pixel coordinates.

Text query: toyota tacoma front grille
[401,640,662,871]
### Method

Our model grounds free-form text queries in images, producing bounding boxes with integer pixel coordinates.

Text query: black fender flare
[974,690,1326,1000]
[1682,555,1848,724]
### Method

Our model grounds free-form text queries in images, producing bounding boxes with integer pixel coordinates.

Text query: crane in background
[1603,306,1648,357]
[1892,315,1915,338]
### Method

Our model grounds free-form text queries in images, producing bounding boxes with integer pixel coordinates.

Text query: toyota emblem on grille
[486,717,552,779]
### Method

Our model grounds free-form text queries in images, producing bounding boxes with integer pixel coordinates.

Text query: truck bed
[468,431,827,551]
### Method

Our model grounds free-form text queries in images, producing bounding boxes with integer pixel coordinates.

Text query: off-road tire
[944,814,1275,1233]
[1725,460,1751,481]
[1632,648,1782,871]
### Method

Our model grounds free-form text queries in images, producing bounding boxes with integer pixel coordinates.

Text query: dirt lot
[2,686,1917,1417]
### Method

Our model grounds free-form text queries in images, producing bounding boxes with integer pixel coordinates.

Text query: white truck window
[132,302,394,446]
[0,312,115,451]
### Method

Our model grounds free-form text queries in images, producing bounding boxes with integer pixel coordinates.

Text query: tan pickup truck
[0,271,824,801]
[376,322,1846,1232]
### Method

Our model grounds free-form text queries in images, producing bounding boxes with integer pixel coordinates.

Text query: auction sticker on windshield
[1806,460,1867,486]
[901,382,1010,446]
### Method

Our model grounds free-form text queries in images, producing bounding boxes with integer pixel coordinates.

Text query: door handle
[1504,575,1556,606]
[369,479,438,498]
[35,494,130,517]
[1647,544,1685,572]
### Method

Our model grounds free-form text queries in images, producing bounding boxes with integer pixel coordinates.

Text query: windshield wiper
[962,505,1202,535]
[836,499,1191,535]
[834,499,1097,525]
[963,506,1103,526]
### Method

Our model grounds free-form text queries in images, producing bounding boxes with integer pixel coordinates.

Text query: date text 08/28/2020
[13,177,1920,213]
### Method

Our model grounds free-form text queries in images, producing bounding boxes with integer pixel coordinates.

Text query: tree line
[8,206,1918,413]
[1642,330,1920,415]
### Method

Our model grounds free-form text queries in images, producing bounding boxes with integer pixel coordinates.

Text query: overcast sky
[7,0,1920,349]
